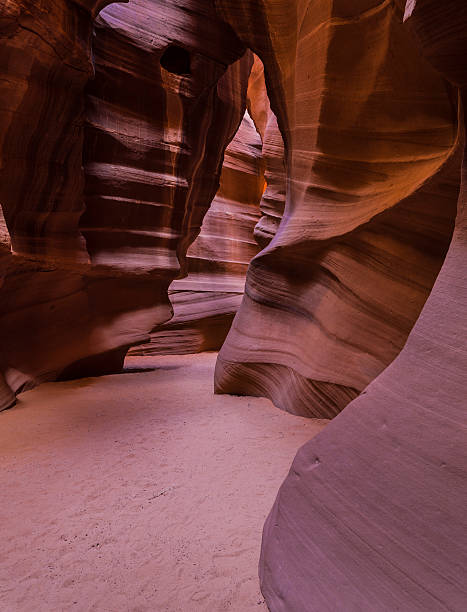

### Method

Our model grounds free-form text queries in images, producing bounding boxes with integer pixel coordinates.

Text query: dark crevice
[160,45,191,76]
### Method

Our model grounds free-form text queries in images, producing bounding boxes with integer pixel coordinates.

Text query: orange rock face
[0,0,250,409]
[253,111,285,248]
[0,0,120,409]
[131,109,264,355]
[214,0,460,418]
[1,1,467,609]
[208,1,467,610]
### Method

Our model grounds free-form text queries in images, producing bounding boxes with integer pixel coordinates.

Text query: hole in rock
[160,45,192,76]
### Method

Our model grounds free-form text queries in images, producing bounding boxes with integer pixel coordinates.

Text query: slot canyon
[0,0,466,610]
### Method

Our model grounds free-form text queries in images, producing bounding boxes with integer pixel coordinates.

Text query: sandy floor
[0,352,327,612]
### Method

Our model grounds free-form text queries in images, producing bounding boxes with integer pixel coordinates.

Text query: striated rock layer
[0,0,250,410]
[257,1,467,610]
[214,0,460,419]
[83,0,256,356]
[83,0,251,278]
[130,55,274,357]
[244,55,286,250]
[130,110,264,355]
[0,0,123,410]
[253,110,285,249]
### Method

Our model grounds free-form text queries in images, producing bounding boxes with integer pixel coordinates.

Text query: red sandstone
[1,1,466,610]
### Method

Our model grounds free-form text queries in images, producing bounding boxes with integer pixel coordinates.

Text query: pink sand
[0,352,327,611]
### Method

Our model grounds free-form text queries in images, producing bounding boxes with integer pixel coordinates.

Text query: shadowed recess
[160,45,192,75]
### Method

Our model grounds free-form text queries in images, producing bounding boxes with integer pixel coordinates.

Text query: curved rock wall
[244,56,286,249]
[0,0,249,410]
[1,0,466,608]
[131,110,264,355]
[0,0,109,262]
[83,0,256,356]
[83,0,251,278]
[253,111,285,248]
[214,0,460,418]
[259,2,467,608]
[0,0,120,410]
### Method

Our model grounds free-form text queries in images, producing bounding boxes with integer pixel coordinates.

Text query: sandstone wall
[214,0,460,419]
[0,0,249,409]
[130,110,264,355]
[204,1,466,609]
[1,1,466,608]
[259,0,467,605]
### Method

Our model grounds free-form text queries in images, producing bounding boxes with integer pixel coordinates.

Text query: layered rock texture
[214,0,460,419]
[2,1,467,609]
[253,111,285,248]
[214,1,466,610]
[0,0,250,410]
[0,0,118,410]
[131,110,264,355]
[245,56,286,249]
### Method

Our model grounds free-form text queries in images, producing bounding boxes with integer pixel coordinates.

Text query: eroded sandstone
[214,0,460,418]
[0,0,249,409]
[250,1,467,609]
[130,109,264,355]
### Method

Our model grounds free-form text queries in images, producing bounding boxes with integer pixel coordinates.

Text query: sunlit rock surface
[214,0,460,419]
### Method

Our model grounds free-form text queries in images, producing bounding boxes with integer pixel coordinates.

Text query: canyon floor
[0,352,327,612]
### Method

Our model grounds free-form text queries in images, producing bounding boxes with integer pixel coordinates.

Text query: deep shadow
[160,45,191,75]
